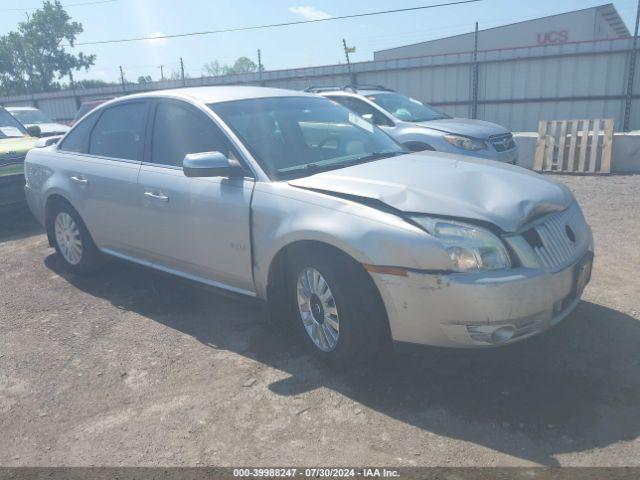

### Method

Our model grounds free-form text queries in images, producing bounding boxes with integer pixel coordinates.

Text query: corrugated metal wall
[1,37,637,132]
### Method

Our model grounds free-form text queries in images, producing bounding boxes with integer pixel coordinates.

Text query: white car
[24,86,593,366]
[7,106,70,137]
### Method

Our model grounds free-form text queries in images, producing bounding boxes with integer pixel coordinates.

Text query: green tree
[202,60,223,77]
[137,75,152,84]
[202,56,260,77]
[224,56,258,74]
[0,0,95,96]
[73,79,111,89]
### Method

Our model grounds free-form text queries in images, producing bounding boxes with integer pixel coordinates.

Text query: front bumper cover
[371,251,593,348]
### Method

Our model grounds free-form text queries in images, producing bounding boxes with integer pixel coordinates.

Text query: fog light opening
[490,325,516,344]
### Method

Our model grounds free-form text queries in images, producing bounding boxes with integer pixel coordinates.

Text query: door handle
[144,191,169,202]
[70,175,88,185]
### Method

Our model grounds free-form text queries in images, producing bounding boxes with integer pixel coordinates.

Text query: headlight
[411,217,511,271]
[444,134,487,151]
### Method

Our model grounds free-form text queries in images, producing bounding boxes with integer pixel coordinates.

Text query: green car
[1,107,40,207]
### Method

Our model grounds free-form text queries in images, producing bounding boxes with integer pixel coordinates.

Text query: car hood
[288,153,574,232]
[413,118,509,138]
[0,136,38,156]
[28,123,70,135]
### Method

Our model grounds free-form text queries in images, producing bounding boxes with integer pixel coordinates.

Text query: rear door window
[89,102,147,161]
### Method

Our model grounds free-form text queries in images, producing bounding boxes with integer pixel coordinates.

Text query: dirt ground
[1,175,639,467]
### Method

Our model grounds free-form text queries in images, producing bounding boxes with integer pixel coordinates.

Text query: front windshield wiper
[351,150,407,163]
[278,151,408,179]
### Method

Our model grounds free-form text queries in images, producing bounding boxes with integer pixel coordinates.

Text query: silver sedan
[24,86,593,366]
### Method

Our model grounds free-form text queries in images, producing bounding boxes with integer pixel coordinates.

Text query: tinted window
[150,101,233,167]
[89,102,146,160]
[328,96,394,127]
[58,112,99,153]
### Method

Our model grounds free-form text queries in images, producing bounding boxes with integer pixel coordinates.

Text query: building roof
[597,3,630,36]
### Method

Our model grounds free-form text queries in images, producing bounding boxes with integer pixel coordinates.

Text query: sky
[0,0,639,83]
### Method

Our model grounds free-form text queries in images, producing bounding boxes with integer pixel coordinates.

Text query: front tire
[50,202,103,274]
[287,248,388,367]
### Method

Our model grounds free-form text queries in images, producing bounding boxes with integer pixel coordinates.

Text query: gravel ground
[0,175,639,467]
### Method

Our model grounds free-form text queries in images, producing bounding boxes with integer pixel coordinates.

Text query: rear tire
[50,201,103,274]
[287,247,388,368]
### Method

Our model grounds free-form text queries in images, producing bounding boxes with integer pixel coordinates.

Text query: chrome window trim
[54,150,143,165]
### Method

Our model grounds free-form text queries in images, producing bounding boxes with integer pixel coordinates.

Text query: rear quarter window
[58,112,99,154]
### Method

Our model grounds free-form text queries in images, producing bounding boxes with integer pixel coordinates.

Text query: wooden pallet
[533,118,614,174]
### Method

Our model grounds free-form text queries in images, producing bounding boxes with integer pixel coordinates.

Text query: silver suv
[311,85,518,164]
[25,86,591,367]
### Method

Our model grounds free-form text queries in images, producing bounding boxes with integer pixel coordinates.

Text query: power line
[72,0,482,46]
[0,0,118,13]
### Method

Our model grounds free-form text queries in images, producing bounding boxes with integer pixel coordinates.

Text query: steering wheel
[316,132,340,149]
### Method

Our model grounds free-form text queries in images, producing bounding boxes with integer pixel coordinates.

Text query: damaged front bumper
[371,251,593,348]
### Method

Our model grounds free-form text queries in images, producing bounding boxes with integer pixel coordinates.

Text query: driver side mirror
[183,151,246,178]
[26,125,41,137]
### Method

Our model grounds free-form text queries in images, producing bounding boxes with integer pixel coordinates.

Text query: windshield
[366,92,450,122]
[10,108,52,125]
[209,96,406,180]
[0,108,27,138]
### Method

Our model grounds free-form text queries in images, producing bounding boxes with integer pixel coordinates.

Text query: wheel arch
[265,239,390,339]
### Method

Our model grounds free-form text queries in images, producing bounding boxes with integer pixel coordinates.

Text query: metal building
[374,4,629,60]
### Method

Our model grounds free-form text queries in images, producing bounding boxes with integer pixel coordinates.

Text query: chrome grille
[524,203,589,271]
[489,133,515,152]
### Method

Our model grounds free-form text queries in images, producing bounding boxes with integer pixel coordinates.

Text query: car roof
[318,89,389,97]
[6,106,38,111]
[123,86,315,105]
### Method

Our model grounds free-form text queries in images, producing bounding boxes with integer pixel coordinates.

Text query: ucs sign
[537,30,569,45]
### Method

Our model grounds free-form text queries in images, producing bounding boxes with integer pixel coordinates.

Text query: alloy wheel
[296,267,340,352]
[54,212,83,265]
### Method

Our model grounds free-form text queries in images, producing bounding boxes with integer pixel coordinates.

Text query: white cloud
[145,32,168,47]
[289,6,331,21]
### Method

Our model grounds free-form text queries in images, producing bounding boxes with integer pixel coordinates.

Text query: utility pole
[180,57,186,86]
[257,49,264,85]
[158,64,165,81]
[624,0,640,131]
[69,70,80,109]
[343,38,356,84]
[471,21,479,120]
[119,65,126,92]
